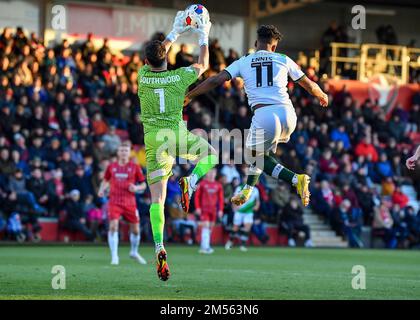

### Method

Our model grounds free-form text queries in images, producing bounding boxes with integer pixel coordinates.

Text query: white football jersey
[224,50,305,108]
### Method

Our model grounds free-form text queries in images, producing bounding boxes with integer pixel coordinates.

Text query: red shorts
[108,204,139,224]
[201,211,216,223]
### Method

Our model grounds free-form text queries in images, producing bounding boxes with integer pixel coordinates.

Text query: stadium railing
[329,42,420,84]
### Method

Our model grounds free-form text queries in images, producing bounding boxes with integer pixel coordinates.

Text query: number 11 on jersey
[154,88,165,113]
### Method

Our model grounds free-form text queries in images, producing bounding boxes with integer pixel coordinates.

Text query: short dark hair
[145,40,166,68]
[257,25,283,44]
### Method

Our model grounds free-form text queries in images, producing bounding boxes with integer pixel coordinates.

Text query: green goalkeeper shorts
[144,124,211,185]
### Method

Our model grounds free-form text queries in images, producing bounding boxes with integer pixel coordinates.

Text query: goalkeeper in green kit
[137,11,217,281]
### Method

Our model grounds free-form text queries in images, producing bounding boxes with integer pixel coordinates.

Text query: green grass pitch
[0,245,419,300]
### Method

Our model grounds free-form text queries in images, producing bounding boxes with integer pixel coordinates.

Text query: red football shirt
[194,180,224,214]
[104,161,145,208]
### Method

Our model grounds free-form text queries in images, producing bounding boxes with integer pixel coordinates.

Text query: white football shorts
[233,212,254,226]
[246,104,297,153]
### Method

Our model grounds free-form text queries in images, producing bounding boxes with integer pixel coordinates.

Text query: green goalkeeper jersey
[137,65,198,133]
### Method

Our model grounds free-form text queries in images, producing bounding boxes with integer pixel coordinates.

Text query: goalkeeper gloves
[194,19,212,47]
[166,11,191,43]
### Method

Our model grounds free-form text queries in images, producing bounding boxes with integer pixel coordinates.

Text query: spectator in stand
[11,149,30,176]
[63,189,94,240]
[311,180,333,222]
[84,194,104,241]
[271,182,290,216]
[175,44,194,68]
[330,124,351,150]
[6,212,26,242]
[341,183,359,209]
[390,203,410,248]
[92,112,108,136]
[168,194,197,245]
[392,185,409,209]
[375,152,393,182]
[233,105,252,132]
[279,197,313,247]
[357,184,375,225]
[58,150,77,187]
[345,201,364,247]
[8,168,46,214]
[373,201,397,248]
[220,159,240,184]
[319,149,339,180]
[404,206,420,248]
[68,165,94,201]
[355,135,378,162]
[26,167,51,213]
[225,48,239,66]
[102,126,121,155]
[80,33,96,61]
[209,39,226,72]
[0,148,15,176]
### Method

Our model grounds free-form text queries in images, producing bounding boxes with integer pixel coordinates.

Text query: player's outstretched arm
[406,145,420,170]
[128,182,147,193]
[185,71,230,105]
[189,19,212,78]
[297,75,329,107]
[163,11,190,53]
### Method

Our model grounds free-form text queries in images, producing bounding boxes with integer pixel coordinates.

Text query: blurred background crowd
[0,26,419,248]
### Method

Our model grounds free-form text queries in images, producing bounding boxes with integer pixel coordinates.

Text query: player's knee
[151,194,165,204]
[109,223,118,233]
[130,224,140,235]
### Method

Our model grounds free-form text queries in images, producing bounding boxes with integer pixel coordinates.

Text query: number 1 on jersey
[154,88,165,113]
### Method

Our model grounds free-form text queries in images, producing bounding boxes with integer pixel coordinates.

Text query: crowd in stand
[0,27,419,248]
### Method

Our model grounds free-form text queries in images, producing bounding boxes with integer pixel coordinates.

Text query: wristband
[166,30,179,43]
[198,34,209,47]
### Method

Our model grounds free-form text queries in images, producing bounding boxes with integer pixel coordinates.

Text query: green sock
[149,203,165,244]
[263,153,296,185]
[192,154,218,180]
[245,166,262,187]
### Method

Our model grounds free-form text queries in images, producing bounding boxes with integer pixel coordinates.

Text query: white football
[184,4,210,29]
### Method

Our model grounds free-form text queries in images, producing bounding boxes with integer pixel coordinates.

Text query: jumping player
[137,12,217,281]
[225,180,260,252]
[98,141,147,265]
[194,169,224,254]
[186,25,328,207]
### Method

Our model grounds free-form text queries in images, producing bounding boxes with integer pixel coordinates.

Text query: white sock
[155,242,164,253]
[189,173,199,190]
[108,231,119,259]
[292,174,298,186]
[130,233,140,255]
[201,227,210,250]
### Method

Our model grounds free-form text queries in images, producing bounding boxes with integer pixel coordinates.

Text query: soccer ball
[184,4,210,29]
